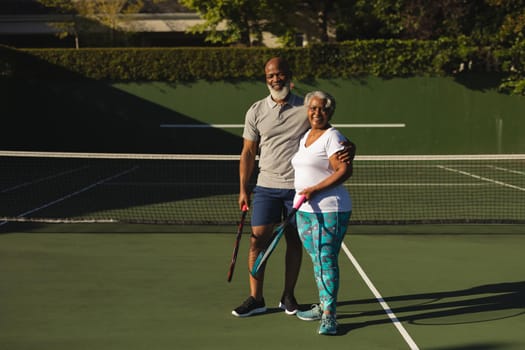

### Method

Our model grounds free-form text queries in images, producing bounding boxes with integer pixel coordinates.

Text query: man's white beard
[268,83,290,101]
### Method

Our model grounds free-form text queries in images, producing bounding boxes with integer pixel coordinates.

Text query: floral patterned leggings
[296,211,351,315]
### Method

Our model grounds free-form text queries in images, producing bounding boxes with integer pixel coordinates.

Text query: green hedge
[1,39,523,94]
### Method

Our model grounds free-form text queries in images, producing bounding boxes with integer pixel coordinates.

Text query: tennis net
[1,151,524,226]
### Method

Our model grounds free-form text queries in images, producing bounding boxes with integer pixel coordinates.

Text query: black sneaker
[278,295,299,315]
[232,296,267,317]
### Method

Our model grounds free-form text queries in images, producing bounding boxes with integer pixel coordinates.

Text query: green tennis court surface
[1,230,524,349]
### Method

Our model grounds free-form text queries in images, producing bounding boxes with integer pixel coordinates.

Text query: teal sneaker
[296,304,322,321]
[318,314,337,335]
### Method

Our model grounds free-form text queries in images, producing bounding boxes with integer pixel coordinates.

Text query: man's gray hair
[304,91,336,116]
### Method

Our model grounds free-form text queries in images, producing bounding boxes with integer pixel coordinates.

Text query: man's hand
[336,139,356,164]
[238,193,250,211]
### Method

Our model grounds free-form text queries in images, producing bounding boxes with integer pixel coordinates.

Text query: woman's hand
[298,187,317,201]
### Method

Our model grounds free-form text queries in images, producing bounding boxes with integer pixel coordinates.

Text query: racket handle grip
[294,195,307,209]
[241,204,249,212]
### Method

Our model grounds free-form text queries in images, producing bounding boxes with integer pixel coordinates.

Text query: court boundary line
[342,242,420,350]
[2,151,525,161]
[0,166,138,227]
[1,166,89,194]
[345,183,488,187]
[438,166,525,192]
[489,165,525,176]
[159,123,406,128]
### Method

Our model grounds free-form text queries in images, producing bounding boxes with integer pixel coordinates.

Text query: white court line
[438,166,525,192]
[0,166,138,227]
[159,123,406,128]
[488,165,525,176]
[342,242,420,350]
[106,182,486,187]
[160,124,245,128]
[333,124,406,128]
[1,166,89,193]
[345,183,486,187]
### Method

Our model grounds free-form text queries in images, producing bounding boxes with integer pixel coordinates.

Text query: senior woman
[291,91,354,335]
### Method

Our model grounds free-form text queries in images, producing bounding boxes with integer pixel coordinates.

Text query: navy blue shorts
[251,186,296,227]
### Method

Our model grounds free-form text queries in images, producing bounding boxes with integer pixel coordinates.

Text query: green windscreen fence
[1,151,524,227]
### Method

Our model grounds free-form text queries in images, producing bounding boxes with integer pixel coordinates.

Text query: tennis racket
[227,204,249,282]
[250,195,306,277]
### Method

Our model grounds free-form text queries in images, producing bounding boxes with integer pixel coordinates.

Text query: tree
[333,0,524,45]
[179,0,350,46]
[287,0,339,45]
[179,0,270,46]
[36,0,166,48]
[37,0,90,48]
[37,0,524,48]
[483,0,525,45]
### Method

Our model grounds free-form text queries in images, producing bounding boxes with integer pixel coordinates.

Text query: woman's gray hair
[304,91,336,116]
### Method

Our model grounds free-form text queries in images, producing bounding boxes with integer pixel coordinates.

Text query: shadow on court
[1,46,246,232]
[335,281,525,335]
[2,46,243,154]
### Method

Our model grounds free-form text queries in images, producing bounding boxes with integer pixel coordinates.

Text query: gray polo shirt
[243,93,309,189]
